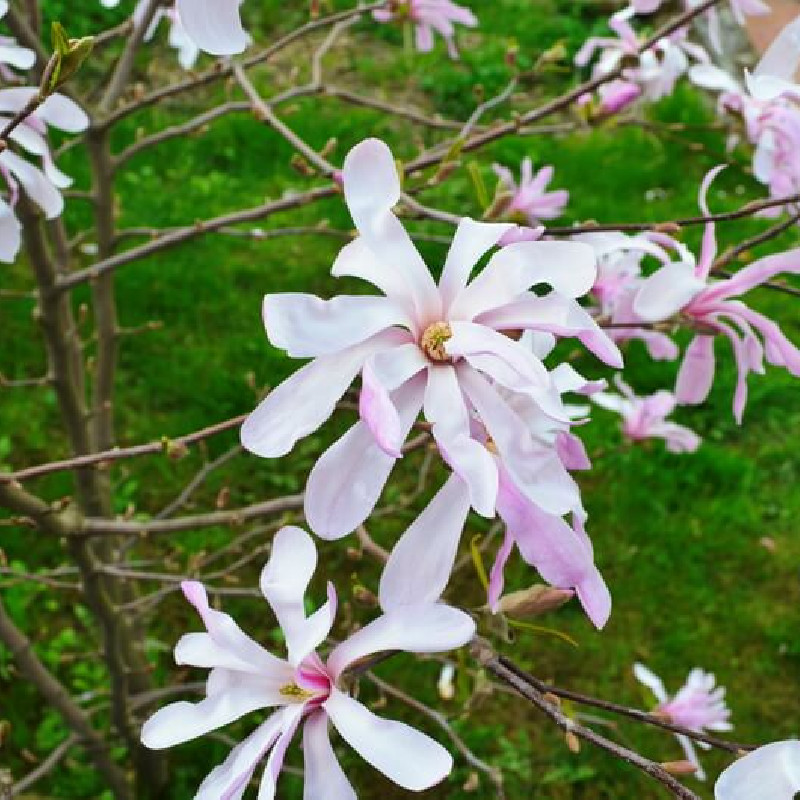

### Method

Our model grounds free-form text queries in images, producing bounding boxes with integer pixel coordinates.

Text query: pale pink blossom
[242,138,621,542]
[634,662,732,780]
[633,168,800,422]
[141,526,475,798]
[378,354,612,630]
[715,740,800,799]
[373,0,477,59]
[174,0,248,55]
[492,158,569,226]
[592,377,701,453]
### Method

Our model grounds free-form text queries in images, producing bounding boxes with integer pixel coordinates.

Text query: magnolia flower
[373,0,477,59]
[141,526,475,798]
[242,138,621,542]
[174,0,249,56]
[491,158,569,225]
[715,740,800,799]
[633,168,800,422]
[377,349,612,630]
[634,662,732,780]
[592,376,701,453]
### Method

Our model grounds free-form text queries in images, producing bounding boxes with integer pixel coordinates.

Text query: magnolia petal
[0,151,62,219]
[450,240,597,320]
[241,329,406,458]
[326,604,475,679]
[632,662,670,704]
[633,262,706,322]
[325,688,453,791]
[714,741,800,800]
[305,375,425,540]
[438,218,514,310]
[264,293,409,358]
[379,474,471,610]
[302,712,357,800]
[675,335,716,405]
[257,705,305,800]
[176,0,249,55]
[0,199,21,263]
[703,247,800,302]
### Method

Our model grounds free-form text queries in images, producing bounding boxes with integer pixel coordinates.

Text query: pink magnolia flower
[373,0,477,59]
[141,526,475,798]
[492,158,569,226]
[242,138,621,541]
[378,353,612,630]
[174,0,249,56]
[715,740,800,799]
[633,168,800,422]
[634,662,732,780]
[592,377,701,453]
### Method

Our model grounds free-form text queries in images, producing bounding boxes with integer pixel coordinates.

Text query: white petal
[325,688,453,791]
[633,262,706,322]
[35,94,89,133]
[0,151,62,218]
[715,741,800,800]
[176,0,249,55]
[379,474,470,610]
[326,605,475,679]
[0,198,21,263]
[302,712,357,800]
[264,293,409,358]
[304,375,425,539]
[241,329,406,458]
[439,218,513,310]
[632,662,669,704]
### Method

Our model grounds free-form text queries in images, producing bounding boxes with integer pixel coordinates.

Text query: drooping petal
[0,198,21,263]
[326,605,476,679]
[324,688,453,791]
[714,740,800,800]
[264,293,410,358]
[256,705,305,800]
[424,364,498,516]
[305,375,425,539]
[438,218,514,310]
[176,0,249,55]
[675,335,716,405]
[342,139,440,322]
[302,711,357,800]
[241,328,407,458]
[633,261,706,322]
[632,662,670,705]
[0,151,62,218]
[379,474,471,610]
[450,240,597,320]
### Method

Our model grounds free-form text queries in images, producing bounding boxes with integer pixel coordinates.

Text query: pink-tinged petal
[302,712,357,800]
[193,713,285,800]
[359,345,427,456]
[256,705,305,800]
[714,741,800,800]
[632,662,670,705]
[414,23,435,52]
[460,367,580,516]
[695,165,727,278]
[0,151,62,218]
[324,688,453,791]
[0,199,21,263]
[331,237,416,318]
[633,262,706,322]
[726,304,800,375]
[176,0,248,55]
[487,528,515,611]
[702,247,800,302]
[326,605,475,680]
[556,431,591,470]
[477,292,623,368]
[241,328,407,458]
[424,365,498,516]
[573,567,612,630]
[342,139,440,322]
[178,581,286,674]
[379,474,471,610]
[675,335,716,405]
[141,688,281,750]
[305,376,425,539]
[264,294,409,358]
[450,240,597,319]
[438,218,514,310]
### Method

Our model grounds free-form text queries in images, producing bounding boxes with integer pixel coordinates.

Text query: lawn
[0,1,798,798]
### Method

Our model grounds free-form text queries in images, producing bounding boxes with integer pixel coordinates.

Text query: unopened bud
[437,663,456,700]
[161,437,189,461]
[498,585,575,619]
[660,760,697,775]
[565,731,581,753]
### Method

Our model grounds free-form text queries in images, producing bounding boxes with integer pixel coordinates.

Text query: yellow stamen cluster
[279,683,315,700]
[420,321,453,362]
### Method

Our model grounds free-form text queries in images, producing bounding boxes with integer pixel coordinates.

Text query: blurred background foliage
[0,0,798,797]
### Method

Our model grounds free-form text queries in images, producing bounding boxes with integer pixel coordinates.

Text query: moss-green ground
[1,1,798,797]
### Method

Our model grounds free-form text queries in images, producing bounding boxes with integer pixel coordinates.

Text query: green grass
[1,1,799,798]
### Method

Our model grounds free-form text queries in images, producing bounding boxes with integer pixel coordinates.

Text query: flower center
[420,321,453,362]
[279,682,316,701]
